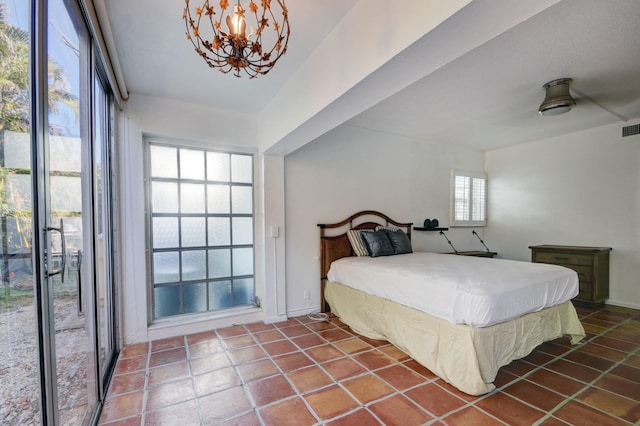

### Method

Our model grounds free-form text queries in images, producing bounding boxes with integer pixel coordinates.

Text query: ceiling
[101,0,360,113]
[101,0,640,153]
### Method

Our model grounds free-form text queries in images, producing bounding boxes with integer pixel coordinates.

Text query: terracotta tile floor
[99,304,640,425]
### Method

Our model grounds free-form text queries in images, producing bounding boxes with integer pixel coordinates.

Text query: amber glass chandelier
[184,0,290,78]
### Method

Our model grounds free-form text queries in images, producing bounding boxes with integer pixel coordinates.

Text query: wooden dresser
[529,245,612,307]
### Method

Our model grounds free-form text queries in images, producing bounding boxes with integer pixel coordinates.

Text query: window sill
[147,306,263,341]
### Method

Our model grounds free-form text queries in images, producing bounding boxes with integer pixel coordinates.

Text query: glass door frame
[32,0,59,422]
[30,0,119,423]
[91,60,119,394]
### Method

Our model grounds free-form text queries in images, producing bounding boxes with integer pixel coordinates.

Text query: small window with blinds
[450,169,487,227]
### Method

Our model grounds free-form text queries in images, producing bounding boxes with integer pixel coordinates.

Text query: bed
[317,210,585,395]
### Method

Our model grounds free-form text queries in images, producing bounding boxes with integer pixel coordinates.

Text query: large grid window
[450,169,487,227]
[147,142,254,319]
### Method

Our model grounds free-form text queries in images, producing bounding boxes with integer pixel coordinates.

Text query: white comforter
[326,252,579,327]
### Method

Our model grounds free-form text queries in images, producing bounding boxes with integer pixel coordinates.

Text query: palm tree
[0,3,30,133]
[0,2,80,293]
[0,3,79,134]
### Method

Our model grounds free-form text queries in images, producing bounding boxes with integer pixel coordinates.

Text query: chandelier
[183,0,290,78]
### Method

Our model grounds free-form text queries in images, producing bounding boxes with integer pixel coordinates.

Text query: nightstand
[529,245,612,307]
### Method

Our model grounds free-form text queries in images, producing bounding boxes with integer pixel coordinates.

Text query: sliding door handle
[46,218,66,283]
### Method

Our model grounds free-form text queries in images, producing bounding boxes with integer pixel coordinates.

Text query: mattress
[326,252,579,327]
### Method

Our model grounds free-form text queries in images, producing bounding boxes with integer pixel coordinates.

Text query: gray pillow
[361,230,395,257]
[384,229,413,254]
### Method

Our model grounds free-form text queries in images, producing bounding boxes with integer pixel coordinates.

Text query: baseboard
[605,299,640,310]
[263,313,289,324]
[147,306,263,342]
[286,305,322,319]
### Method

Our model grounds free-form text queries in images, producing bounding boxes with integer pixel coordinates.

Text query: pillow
[347,230,370,256]
[375,225,400,232]
[384,228,413,254]
[361,230,395,257]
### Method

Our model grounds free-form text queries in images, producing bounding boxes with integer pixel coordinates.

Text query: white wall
[283,125,486,316]
[127,94,257,147]
[485,119,640,308]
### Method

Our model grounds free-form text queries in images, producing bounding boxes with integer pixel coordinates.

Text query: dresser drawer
[533,252,593,266]
[562,265,592,282]
[577,282,592,300]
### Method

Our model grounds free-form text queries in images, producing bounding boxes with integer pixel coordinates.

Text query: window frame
[144,138,256,321]
[450,169,487,227]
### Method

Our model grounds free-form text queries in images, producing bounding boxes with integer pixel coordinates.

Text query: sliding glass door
[0,0,118,423]
[44,0,98,422]
[0,2,41,422]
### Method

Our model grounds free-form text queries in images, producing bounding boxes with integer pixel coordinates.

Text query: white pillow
[375,225,400,232]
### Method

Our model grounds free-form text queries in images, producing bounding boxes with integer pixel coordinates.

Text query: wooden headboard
[317,210,413,312]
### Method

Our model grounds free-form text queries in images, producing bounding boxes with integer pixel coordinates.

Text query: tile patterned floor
[99,304,640,425]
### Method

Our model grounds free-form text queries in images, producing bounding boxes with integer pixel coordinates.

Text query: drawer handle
[554,256,570,261]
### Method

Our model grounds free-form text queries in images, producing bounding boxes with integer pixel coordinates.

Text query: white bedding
[326,252,579,327]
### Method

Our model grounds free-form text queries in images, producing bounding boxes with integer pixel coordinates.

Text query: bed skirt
[325,281,585,395]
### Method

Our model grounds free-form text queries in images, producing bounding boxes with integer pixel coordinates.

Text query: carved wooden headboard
[317,210,413,312]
